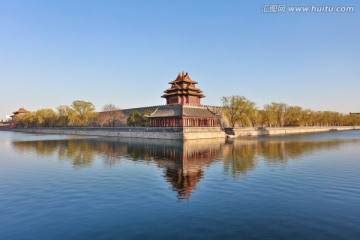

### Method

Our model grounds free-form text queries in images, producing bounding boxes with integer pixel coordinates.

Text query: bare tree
[101,104,123,127]
[96,113,109,128]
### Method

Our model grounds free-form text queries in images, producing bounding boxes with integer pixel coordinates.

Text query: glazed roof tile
[182,107,217,118]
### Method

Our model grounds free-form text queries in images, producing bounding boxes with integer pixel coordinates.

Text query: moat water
[1,130,360,240]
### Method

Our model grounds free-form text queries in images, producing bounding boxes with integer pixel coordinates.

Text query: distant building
[1,115,12,123]
[5,115,12,122]
[11,108,29,120]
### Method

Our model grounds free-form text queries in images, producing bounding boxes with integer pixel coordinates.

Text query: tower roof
[162,72,205,101]
[168,71,198,84]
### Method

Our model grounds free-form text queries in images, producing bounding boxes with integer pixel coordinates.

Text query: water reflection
[12,134,360,198]
[223,138,360,177]
[12,138,223,199]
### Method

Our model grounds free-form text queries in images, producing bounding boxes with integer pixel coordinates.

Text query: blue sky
[1,0,359,118]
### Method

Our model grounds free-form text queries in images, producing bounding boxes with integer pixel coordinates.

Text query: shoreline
[1,127,225,140]
[1,126,359,139]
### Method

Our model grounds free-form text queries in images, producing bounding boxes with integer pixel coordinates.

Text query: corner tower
[162,72,205,105]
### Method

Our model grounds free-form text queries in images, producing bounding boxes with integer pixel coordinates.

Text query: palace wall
[9,127,226,140]
[100,104,228,127]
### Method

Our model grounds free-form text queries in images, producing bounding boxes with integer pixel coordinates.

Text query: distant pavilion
[11,108,29,120]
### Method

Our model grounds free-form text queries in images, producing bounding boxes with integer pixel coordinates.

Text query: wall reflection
[12,136,359,198]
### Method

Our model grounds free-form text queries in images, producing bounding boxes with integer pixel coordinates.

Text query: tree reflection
[223,140,257,177]
[13,139,97,168]
[258,140,345,164]
[223,137,360,177]
[57,140,95,168]
[14,140,59,156]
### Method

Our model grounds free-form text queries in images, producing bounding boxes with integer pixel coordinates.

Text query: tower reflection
[109,138,223,199]
[147,139,222,199]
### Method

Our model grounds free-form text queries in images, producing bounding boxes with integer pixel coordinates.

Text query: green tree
[222,96,255,127]
[57,105,76,126]
[264,102,287,127]
[127,110,150,127]
[284,106,303,126]
[257,110,267,127]
[142,109,152,126]
[127,111,143,127]
[300,109,314,127]
[13,112,35,128]
[247,102,259,127]
[34,109,58,127]
[71,100,97,126]
[263,105,277,127]
[345,114,360,126]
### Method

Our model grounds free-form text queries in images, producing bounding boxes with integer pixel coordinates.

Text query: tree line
[13,101,124,128]
[13,96,359,128]
[222,95,360,127]
[13,99,151,128]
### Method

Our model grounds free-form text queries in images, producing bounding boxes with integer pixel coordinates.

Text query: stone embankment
[7,127,225,140]
[225,126,360,137]
[2,126,359,139]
